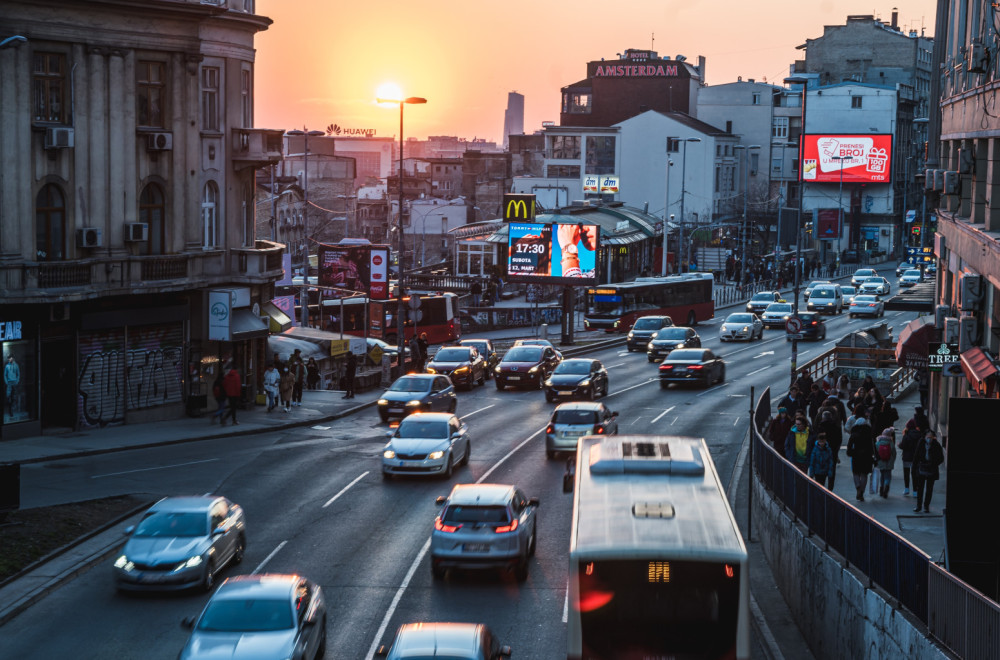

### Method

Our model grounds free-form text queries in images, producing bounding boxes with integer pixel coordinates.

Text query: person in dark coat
[846,411,875,501]
[470,279,483,307]
[816,409,843,488]
[808,432,835,489]
[777,386,807,417]
[343,352,357,399]
[806,383,827,422]
[220,364,242,426]
[911,430,945,513]
[793,369,814,398]
[409,335,423,372]
[306,357,320,390]
[768,407,794,456]
[911,405,930,434]
[898,419,922,496]
[210,370,228,424]
[872,398,899,437]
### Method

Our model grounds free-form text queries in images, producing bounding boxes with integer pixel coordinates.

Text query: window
[750,153,759,176]
[550,135,581,159]
[667,137,680,153]
[241,69,252,127]
[33,52,68,123]
[585,136,616,175]
[35,183,66,261]
[771,156,782,174]
[202,182,219,248]
[547,165,580,178]
[851,96,863,109]
[562,92,592,114]
[137,61,166,128]
[139,183,165,255]
[201,67,220,132]
[752,92,761,105]
[772,117,789,139]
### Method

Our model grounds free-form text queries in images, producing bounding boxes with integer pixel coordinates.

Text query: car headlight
[406,400,423,407]
[647,342,654,349]
[627,331,634,339]
[613,320,620,328]
[174,555,203,572]
[426,367,437,374]
[741,326,749,332]
[383,449,396,459]
[495,366,502,373]
[580,380,591,387]
[428,450,445,460]
[454,366,469,374]
[377,399,388,406]
[676,343,685,349]
[114,555,135,572]
[544,379,553,387]
[528,366,539,373]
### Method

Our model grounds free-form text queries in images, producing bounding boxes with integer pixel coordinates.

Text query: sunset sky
[254,1,937,144]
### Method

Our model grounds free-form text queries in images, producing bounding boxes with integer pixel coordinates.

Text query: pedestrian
[210,369,227,424]
[263,363,280,412]
[872,398,899,437]
[220,363,241,426]
[417,333,429,370]
[279,367,294,412]
[784,413,813,473]
[306,357,320,390]
[291,351,305,406]
[837,374,851,401]
[343,351,357,399]
[470,278,482,307]
[793,368,813,397]
[409,335,423,372]
[768,407,794,456]
[825,394,847,429]
[807,383,826,421]
[815,409,843,486]
[898,419,922,496]
[846,408,875,501]
[821,371,836,395]
[808,432,835,489]
[874,429,897,498]
[912,430,945,513]
[845,403,866,436]
[911,405,930,434]
[860,374,876,394]
[777,386,806,417]
[917,369,930,409]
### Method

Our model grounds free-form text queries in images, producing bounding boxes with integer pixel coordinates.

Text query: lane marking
[696,382,729,397]
[606,377,657,398]
[752,351,775,359]
[563,587,569,623]
[733,416,741,426]
[365,538,432,659]
[322,471,369,508]
[651,406,676,423]
[91,458,218,479]
[460,404,495,420]
[747,366,771,377]
[606,362,627,368]
[252,540,287,575]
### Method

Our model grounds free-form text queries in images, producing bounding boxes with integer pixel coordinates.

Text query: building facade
[503,91,524,150]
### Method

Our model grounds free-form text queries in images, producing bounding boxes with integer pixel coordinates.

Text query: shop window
[3,334,37,426]
[139,182,165,255]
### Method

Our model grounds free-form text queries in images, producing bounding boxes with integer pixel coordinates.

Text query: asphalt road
[3,305,918,660]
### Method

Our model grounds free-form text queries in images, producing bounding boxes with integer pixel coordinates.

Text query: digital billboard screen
[801,134,892,184]
[506,223,599,286]
[317,244,391,299]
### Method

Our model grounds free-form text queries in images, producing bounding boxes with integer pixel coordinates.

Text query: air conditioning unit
[960,274,984,311]
[924,169,936,189]
[146,132,173,151]
[76,227,103,248]
[49,303,70,322]
[944,317,960,344]
[124,222,149,242]
[932,169,945,191]
[944,170,960,194]
[968,40,990,74]
[44,127,74,149]
[959,314,978,352]
[935,304,950,329]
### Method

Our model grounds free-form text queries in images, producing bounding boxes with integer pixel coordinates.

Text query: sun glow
[376,82,403,104]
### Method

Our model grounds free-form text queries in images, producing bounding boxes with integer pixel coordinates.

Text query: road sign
[368,344,383,365]
[785,317,803,334]
[408,295,422,311]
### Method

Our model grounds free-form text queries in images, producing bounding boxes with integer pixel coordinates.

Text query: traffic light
[912,224,921,236]
[804,221,813,236]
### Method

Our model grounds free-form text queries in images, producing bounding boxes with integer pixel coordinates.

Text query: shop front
[1,313,39,440]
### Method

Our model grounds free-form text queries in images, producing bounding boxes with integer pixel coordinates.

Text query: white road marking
[606,362,627,368]
[322,471,369,508]
[251,540,287,575]
[651,406,676,423]
[91,458,218,479]
[747,366,771,376]
[563,587,569,623]
[365,538,432,659]
[606,377,657,398]
[696,382,729,397]
[733,416,741,426]
[670,417,679,426]
[312,425,331,430]
[460,404,495,419]
[752,351,775,359]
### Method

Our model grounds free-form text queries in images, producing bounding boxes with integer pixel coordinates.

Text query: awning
[262,302,292,333]
[884,281,935,312]
[895,315,937,369]
[230,309,268,341]
[272,326,366,358]
[961,346,999,395]
[268,335,328,362]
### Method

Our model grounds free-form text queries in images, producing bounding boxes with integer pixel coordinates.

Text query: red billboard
[317,244,391,299]
[801,134,892,184]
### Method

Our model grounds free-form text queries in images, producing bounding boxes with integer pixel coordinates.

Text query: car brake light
[546,424,554,434]
[595,426,605,434]
[811,321,818,325]
[688,365,703,370]
[659,364,673,370]
[434,519,462,533]
[868,303,876,307]
[494,519,519,534]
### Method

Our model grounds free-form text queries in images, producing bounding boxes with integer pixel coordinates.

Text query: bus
[564,435,749,660]
[583,273,715,332]
[317,293,460,346]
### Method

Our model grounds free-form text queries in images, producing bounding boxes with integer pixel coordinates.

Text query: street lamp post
[286,128,325,327]
[912,117,930,276]
[662,138,675,275]
[735,144,761,285]
[785,74,810,383]
[831,155,848,264]
[679,137,701,272]
[770,141,795,262]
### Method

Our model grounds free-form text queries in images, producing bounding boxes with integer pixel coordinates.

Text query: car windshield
[668,349,705,361]
[197,598,293,632]
[725,314,753,323]
[841,287,856,295]
[442,505,510,525]
[811,288,834,298]
[516,340,549,347]
[134,511,206,538]
[856,270,875,278]
[864,277,882,283]
[766,304,792,313]
[751,293,774,301]
[654,328,688,340]
[463,341,489,354]
[388,377,431,393]
[503,347,543,362]
[396,420,449,439]
[632,318,663,330]
[555,361,592,374]
[553,409,600,424]
[433,348,470,362]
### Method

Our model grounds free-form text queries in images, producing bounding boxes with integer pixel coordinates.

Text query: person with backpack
[874,429,897,498]
[846,408,875,502]
[912,430,945,513]
[784,412,813,473]
[898,419,922,496]
[815,409,843,488]
[808,432,835,489]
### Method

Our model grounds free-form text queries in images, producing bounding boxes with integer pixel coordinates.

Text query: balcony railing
[37,262,93,288]
[140,255,188,280]
[232,128,284,170]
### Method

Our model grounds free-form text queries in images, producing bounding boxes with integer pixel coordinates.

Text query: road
[2,306,917,659]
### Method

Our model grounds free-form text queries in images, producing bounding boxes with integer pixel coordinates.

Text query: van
[806,284,843,315]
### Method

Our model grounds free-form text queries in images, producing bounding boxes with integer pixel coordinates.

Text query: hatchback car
[859,276,891,296]
[544,358,609,402]
[426,346,486,389]
[114,496,245,592]
[760,302,794,329]
[851,268,878,287]
[719,312,763,341]
[899,269,922,287]
[745,291,781,314]
[376,622,511,660]
[377,374,456,423]
[806,284,843,315]
[658,348,725,388]
[803,280,832,300]
[511,338,563,359]
[840,285,858,305]
[382,412,471,480]
[545,402,619,459]
[494,345,561,390]
[625,315,673,352]
[430,483,539,581]
[786,311,827,341]
[848,294,885,318]
[458,338,498,377]
[179,574,325,660]
[646,326,700,362]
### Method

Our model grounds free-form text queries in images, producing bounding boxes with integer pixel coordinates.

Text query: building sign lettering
[327,123,376,137]
[503,194,536,222]
[928,342,960,372]
[0,320,23,341]
[594,64,678,77]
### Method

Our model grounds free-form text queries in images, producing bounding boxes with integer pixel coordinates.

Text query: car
[646,326,701,362]
[859,276,891,296]
[377,374,456,423]
[848,294,885,318]
[544,358,609,402]
[376,622,511,659]
[806,284,844,314]
[494,345,561,390]
[785,311,827,341]
[719,312,763,341]
[760,302,794,329]
[179,574,326,660]
[381,412,471,480]
[899,269,922,287]
[545,401,619,459]
[745,291,781,314]
[625,315,673,352]
[658,348,725,388]
[430,483,539,581]
[803,280,832,300]
[896,261,911,277]
[114,496,246,592]
[426,345,487,389]
[851,268,878,287]
[511,338,563,359]
[840,285,858,305]
[459,338,499,377]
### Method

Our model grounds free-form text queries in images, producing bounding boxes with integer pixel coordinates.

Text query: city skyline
[254,0,937,143]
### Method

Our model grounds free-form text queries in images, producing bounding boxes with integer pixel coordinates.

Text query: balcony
[232,128,284,171]
[231,239,285,283]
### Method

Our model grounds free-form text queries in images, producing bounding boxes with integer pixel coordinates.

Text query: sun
[376,82,403,104]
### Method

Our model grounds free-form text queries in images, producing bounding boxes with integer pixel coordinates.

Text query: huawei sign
[327,124,376,137]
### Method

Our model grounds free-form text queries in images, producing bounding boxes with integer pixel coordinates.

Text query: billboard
[506,222,599,285]
[801,134,892,183]
[317,244,391,299]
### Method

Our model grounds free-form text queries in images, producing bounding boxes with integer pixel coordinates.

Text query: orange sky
[254,1,937,144]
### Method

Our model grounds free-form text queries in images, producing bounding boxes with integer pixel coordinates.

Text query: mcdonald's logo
[503,194,536,222]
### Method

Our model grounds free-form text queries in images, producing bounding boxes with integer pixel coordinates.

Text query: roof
[446,483,514,506]
[554,401,605,411]
[400,412,453,422]
[650,110,732,137]
[390,623,482,657]
[149,496,219,513]
[885,280,935,312]
[215,575,298,600]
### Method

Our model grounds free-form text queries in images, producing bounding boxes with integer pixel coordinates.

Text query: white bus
[565,435,749,660]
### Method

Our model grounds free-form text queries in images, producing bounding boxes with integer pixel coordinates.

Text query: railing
[140,255,188,280]
[37,262,92,288]
[402,273,474,292]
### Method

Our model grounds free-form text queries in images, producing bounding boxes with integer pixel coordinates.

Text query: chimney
[698,55,706,83]
[891,8,898,29]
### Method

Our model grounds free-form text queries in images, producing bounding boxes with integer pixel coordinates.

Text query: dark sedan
[745,291,781,314]
[658,348,725,389]
[495,345,561,390]
[646,326,701,362]
[377,374,456,423]
[426,346,486,389]
[625,315,673,352]
[459,338,498,377]
[786,312,827,341]
[544,358,609,402]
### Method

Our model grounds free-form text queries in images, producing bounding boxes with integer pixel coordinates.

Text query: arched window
[202,181,218,248]
[35,183,66,261]
[139,183,165,255]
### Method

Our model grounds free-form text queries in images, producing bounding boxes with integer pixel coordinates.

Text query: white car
[381,412,471,479]
[851,268,878,287]
[899,269,922,287]
[719,312,763,341]
[841,285,858,305]
[849,295,885,318]
[803,280,832,301]
[859,276,891,296]
[760,302,794,329]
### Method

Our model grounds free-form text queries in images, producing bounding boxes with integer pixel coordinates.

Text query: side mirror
[499,645,512,657]
[529,497,540,507]
[385,431,394,438]
[611,411,619,418]
[435,496,446,506]
[181,616,196,629]
[124,525,135,536]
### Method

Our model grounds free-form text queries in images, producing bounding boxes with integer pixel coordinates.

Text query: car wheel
[315,617,327,659]
[442,455,453,479]
[588,387,596,401]
[718,366,726,384]
[647,356,654,363]
[546,448,555,460]
[202,559,216,592]
[879,309,884,317]
[626,345,634,353]
[528,525,537,557]
[514,558,529,582]
[495,381,504,391]
[431,560,446,581]
[478,371,485,386]
[461,441,471,466]
[232,535,245,565]
[687,311,697,326]
[545,393,554,403]
[821,330,827,340]
[448,400,457,413]
[659,380,669,389]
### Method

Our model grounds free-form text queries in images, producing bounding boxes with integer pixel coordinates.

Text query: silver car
[719,312,763,341]
[377,622,511,659]
[382,412,471,479]
[859,276,891,296]
[851,268,878,287]
[377,374,456,423]
[545,401,619,459]
[114,496,245,592]
[760,302,794,329]
[180,574,326,660]
[431,483,538,582]
[849,294,885,318]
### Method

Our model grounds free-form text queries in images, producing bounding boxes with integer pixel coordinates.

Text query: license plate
[389,408,403,413]
[464,543,489,553]
[507,376,520,381]
[558,391,572,396]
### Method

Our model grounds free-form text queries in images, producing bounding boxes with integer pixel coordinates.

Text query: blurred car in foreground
[179,574,325,660]
[376,622,511,659]
[377,374,456,423]
[760,302,794,329]
[658,348,725,388]
[745,291,781,314]
[625,315,673,352]
[786,311,827,341]
[544,358,609,402]
[545,401,618,459]
[382,412,471,480]
[458,338,498,377]
[849,295,885,318]
[426,345,486,389]
[646,326,700,362]
[495,345,561,390]
[719,312,763,341]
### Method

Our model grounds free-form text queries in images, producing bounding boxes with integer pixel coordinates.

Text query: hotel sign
[594,64,679,77]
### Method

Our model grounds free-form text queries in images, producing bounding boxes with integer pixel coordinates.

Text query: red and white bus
[583,273,715,331]
[320,293,461,346]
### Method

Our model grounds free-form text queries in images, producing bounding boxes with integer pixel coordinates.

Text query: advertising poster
[317,244,391,299]
[801,134,893,183]
[507,223,599,285]
[368,246,389,299]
